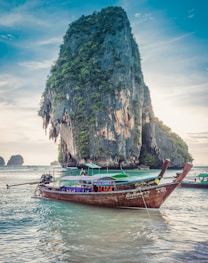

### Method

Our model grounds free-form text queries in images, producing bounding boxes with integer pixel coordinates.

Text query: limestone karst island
[39,6,192,169]
[0,155,24,166]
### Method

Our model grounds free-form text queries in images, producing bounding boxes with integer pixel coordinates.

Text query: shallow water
[0,166,208,263]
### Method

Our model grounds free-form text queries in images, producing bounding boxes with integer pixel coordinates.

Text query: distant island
[0,155,24,166]
[0,156,5,165]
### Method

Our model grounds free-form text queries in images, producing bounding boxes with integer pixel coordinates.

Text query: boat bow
[174,162,193,183]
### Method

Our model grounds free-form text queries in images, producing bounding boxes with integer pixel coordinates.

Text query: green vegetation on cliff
[154,118,193,166]
[140,118,193,167]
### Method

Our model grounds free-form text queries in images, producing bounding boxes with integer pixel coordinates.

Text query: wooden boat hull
[36,182,179,209]
[180,182,208,189]
[114,180,157,190]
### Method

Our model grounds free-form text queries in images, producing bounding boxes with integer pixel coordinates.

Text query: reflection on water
[33,202,164,262]
[0,166,208,262]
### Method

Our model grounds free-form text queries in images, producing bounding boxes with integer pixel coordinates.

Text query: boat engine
[40,173,53,184]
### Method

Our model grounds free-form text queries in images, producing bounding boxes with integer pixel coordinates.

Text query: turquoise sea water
[0,166,208,263]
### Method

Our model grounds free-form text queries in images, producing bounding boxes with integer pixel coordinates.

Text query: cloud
[131,10,208,114]
[1,135,59,165]
[0,73,25,94]
[0,0,53,28]
[186,131,208,164]
[36,37,62,46]
[187,132,208,141]
[0,10,49,28]
[0,33,16,40]
[0,93,58,164]
[19,60,53,70]
[0,13,24,27]
[134,12,154,22]
[187,9,195,19]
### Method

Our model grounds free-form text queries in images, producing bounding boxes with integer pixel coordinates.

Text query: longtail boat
[33,162,192,209]
[180,172,208,189]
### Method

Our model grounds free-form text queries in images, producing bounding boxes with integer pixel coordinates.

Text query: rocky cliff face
[39,6,192,168]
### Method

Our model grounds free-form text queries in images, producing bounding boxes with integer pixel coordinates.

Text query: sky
[0,0,208,165]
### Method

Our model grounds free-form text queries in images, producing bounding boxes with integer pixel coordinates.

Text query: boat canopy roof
[85,163,102,169]
[96,172,128,178]
[84,163,128,178]
[198,173,208,178]
[60,175,116,181]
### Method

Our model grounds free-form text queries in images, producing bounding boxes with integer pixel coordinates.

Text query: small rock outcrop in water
[7,155,24,166]
[50,160,60,166]
[39,6,193,168]
[0,156,5,166]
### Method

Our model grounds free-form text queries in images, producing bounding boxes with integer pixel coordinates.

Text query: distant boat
[33,162,192,209]
[138,164,150,170]
[180,172,208,189]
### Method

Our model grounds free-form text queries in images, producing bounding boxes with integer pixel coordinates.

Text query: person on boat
[93,184,98,192]
[80,168,86,176]
[120,165,125,174]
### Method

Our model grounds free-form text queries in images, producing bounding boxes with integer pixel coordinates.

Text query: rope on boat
[139,187,151,219]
